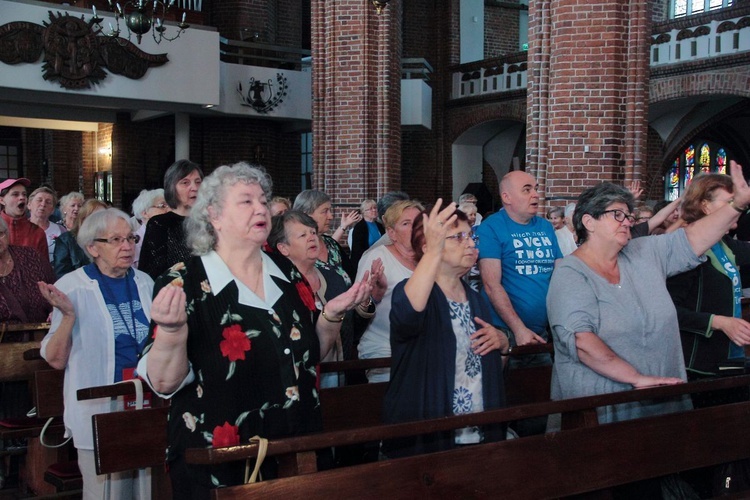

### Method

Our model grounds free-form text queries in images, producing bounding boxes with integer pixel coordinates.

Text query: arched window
[665,140,733,200]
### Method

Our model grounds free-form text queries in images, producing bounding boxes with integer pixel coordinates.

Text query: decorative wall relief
[0,11,168,89]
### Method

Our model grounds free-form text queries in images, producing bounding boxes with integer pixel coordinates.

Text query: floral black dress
[143,252,320,491]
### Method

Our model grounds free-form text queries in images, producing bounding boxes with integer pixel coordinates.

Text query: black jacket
[667,236,750,376]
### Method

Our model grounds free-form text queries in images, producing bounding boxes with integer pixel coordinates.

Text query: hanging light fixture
[372,0,391,14]
[92,0,189,44]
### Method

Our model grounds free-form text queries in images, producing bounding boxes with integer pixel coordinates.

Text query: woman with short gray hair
[293,189,356,282]
[139,159,204,280]
[39,208,154,498]
[130,189,168,269]
[547,161,750,424]
[137,162,372,496]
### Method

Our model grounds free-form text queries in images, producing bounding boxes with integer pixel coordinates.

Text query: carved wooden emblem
[0,11,168,89]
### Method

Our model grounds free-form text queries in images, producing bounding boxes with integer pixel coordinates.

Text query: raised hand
[37,282,75,316]
[627,180,643,200]
[368,258,387,303]
[422,199,458,258]
[151,285,187,334]
[340,210,362,231]
[730,160,750,208]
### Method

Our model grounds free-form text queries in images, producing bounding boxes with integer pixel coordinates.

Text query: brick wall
[527,0,650,208]
[311,0,403,207]
[485,3,521,58]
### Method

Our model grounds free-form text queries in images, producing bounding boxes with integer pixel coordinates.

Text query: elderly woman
[269,196,292,217]
[350,199,385,269]
[357,199,424,382]
[38,208,154,498]
[0,216,55,328]
[130,189,169,269]
[547,161,750,425]
[28,187,66,262]
[53,199,107,278]
[293,190,356,282]
[58,191,84,230]
[139,160,204,280]
[667,174,750,383]
[269,210,385,387]
[137,163,371,496]
[383,201,507,458]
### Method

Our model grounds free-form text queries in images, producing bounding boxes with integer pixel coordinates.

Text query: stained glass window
[717,148,727,174]
[668,159,681,201]
[700,143,710,173]
[664,140,733,200]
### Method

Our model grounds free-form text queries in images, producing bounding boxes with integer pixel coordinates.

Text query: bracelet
[500,345,513,356]
[321,306,344,323]
[339,226,348,232]
[358,297,373,310]
[370,294,381,305]
[729,199,748,213]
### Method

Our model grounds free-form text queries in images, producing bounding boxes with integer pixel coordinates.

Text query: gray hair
[59,191,84,211]
[268,210,317,251]
[163,160,204,209]
[77,208,137,260]
[458,193,477,204]
[573,183,634,245]
[459,202,477,215]
[377,191,409,219]
[30,186,58,206]
[293,190,331,215]
[360,199,376,212]
[546,206,564,219]
[186,162,272,255]
[131,188,165,220]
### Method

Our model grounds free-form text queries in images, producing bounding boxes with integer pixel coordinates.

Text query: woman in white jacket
[38,208,154,500]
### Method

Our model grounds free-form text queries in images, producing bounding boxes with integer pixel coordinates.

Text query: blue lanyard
[709,242,744,359]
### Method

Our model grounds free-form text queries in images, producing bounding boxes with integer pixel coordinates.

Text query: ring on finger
[438,220,444,226]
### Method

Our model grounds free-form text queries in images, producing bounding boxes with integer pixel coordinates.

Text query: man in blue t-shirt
[477,170,562,357]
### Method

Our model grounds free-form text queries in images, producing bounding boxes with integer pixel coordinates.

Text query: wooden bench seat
[190,374,750,499]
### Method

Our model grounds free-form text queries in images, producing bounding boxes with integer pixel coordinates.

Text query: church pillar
[311,0,403,205]
[527,0,650,205]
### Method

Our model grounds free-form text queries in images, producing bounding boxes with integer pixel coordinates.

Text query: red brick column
[527,0,651,204]
[311,0,403,205]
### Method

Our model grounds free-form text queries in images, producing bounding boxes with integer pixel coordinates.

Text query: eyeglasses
[151,203,168,209]
[445,232,479,244]
[602,209,636,224]
[93,234,140,246]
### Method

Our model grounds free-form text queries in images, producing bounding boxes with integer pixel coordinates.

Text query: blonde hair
[382,200,424,228]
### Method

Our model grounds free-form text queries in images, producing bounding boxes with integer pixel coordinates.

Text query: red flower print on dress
[220,324,251,362]
[295,280,316,311]
[211,422,240,447]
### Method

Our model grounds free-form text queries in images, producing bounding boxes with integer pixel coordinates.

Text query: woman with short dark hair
[139,160,204,279]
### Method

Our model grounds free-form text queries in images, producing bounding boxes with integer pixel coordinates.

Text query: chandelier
[91,0,189,44]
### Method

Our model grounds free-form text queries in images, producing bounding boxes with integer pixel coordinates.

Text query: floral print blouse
[143,252,320,489]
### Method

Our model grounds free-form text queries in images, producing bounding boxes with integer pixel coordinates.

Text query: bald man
[476,171,562,363]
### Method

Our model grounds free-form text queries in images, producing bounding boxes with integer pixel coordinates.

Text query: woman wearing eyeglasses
[547,161,750,425]
[130,188,170,269]
[38,208,154,498]
[383,201,508,458]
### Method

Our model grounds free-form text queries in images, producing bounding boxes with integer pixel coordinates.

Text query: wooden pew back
[212,399,750,499]
[0,340,49,383]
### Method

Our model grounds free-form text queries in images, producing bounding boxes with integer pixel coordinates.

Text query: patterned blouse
[0,245,55,325]
[143,252,320,489]
[318,234,352,286]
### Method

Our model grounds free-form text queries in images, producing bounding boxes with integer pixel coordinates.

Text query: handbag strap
[117,377,144,409]
[244,435,268,484]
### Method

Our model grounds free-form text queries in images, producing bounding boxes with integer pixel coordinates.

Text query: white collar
[201,251,288,310]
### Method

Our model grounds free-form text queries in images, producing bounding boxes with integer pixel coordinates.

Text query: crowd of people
[2,157,750,498]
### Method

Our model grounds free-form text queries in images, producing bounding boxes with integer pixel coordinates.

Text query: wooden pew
[30,370,81,495]
[189,374,750,499]
[79,381,172,498]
